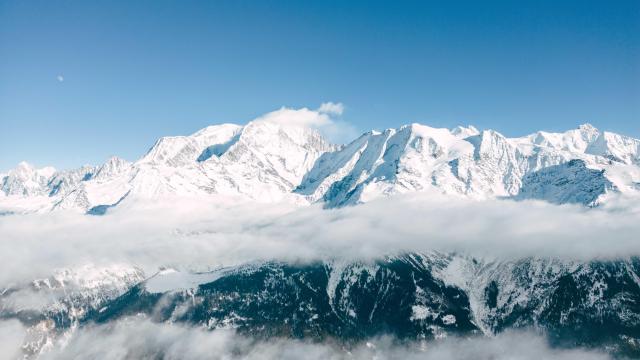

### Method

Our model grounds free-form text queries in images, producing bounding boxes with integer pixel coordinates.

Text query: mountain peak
[16,161,34,170]
[1,162,57,197]
[578,123,598,132]
[11,162,56,178]
[577,123,600,142]
[104,155,127,164]
[93,156,131,181]
[451,125,480,138]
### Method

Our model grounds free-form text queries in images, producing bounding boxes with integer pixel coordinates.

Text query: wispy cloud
[255,106,332,128]
[254,103,358,144]
[317,102,344,116]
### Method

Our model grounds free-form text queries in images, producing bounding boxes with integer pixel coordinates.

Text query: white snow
[410,305,437,321]
[2,115,639,213]
[442,314,456,325]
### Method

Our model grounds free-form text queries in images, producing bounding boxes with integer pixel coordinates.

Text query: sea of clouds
[1,193,639,359]
[2,192,640,286]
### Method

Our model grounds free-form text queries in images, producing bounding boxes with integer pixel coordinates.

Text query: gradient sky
[1,0,639,171]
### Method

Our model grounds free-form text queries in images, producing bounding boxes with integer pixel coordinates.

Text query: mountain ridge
[4,254,639,357]
[2,112,639,213]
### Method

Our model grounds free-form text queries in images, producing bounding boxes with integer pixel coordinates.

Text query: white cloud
[40,319,610,360]
[253,104,358,145]
[1,194,636,359]
[317,102,345,116]
[255,106,332,127]
[56,75,64,82]
[0,320,27,360]
[0,193,639,286]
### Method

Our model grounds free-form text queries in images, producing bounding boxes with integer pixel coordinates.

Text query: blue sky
[1,0,638,171]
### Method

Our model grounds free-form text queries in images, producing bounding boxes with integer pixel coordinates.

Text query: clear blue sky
[1,0,638,171]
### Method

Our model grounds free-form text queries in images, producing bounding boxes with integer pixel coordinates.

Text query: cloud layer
[0,320,26,360]
[1,192,639,286]
[40,319,610,360]
[2,194,638,359]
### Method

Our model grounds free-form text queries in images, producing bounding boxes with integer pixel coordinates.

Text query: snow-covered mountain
[297,123,638,207]
[3,110,640,358]
[2,113,639,213]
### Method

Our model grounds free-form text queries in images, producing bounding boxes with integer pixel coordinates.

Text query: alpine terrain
[2,114,639,213]
[2,111,640,358]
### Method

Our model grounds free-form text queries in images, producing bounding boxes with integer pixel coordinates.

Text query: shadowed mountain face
[4,254,639,358]
[516,159,617,206]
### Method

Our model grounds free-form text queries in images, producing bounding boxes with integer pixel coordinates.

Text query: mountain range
[4,254,639,358]
[2,117,639,213]
[2,114,640,358]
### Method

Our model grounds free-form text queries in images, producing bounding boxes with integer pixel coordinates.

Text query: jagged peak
[578,123,598,132]
[451,125,480,138]
[103,155,128,165]
[575,123,601,143]
[94,156,130,177]
[472,128,508,142]
[8,162,56,178]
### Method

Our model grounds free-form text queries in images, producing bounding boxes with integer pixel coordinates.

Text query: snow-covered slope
[123,119,333,203]
[1,115,639,213]
[297,123,638,207]
[0,115,334,212]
